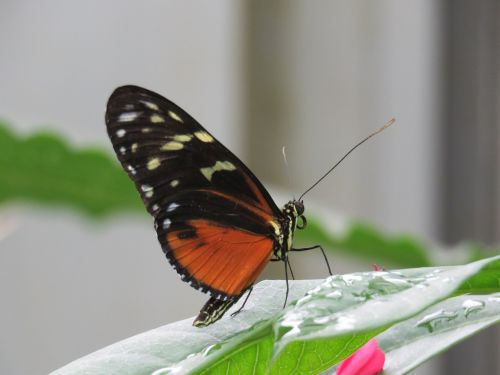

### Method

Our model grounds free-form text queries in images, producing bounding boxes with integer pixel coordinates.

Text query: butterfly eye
[296,215,307,230]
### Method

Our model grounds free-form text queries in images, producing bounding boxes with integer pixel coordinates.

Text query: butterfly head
[284,199,307,231]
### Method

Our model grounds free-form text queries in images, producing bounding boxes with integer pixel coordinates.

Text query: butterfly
[105,85,393,327]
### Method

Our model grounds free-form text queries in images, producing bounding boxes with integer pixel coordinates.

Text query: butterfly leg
[283,256,290,308]
[230,287,253,317]
[291,245,333,276]
[271,257,295,279]
[287,257,296,280]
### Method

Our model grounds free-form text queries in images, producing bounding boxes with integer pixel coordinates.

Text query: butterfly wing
[106,85,280,217]
[105,85,281,301]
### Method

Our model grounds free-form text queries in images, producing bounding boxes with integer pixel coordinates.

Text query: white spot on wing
[194,131,214,143]
[167,202,179,212]
[200,161,236,181]
[141,184,154,198]
[162,218,171,229]
[141,101,159,111]
[170,179,179,187]
[150,114,165,123]
[161,141,183,151]
[126,165,136,175]
[147,158,161,170]
[118,112,139,122]
[116,129,126,137]
[168,110,183,123]
[152,204,159,211]
[119,146,126,155]
[173,134,193,142]
[131,143,138,153]
[142,128,151,133]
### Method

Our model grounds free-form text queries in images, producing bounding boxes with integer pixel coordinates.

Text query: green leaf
[378,293,500,374]
[455,257,500,294]
[51,256,500,375]
[0,121,142,216]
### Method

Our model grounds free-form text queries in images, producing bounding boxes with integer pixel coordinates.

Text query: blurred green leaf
[296,218,432,267]
[296,217,498,268]
[0,121,142,216]
[51,256,500,375]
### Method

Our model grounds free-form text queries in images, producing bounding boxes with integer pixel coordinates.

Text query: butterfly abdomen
[193,297,237,327]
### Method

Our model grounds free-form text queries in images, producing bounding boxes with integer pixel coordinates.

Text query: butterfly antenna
[299,118,396,201]
[282,146,295,199]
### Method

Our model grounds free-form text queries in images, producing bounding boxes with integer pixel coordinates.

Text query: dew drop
[326,290,343,299]
[306,286,322,296]
[202,344,220,357]
[416,309,458,333]
[313,316,331,325]
[341,274,363,285]
[279,310,309,338]
[462,299,485,317]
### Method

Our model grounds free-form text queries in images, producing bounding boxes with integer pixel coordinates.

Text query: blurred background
[0,1,498,374]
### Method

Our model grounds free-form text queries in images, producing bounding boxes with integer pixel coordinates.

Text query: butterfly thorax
[274,200,306,260]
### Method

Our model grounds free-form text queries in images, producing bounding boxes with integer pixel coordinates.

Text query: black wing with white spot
[105,85,282,306]
[106,85,280,218]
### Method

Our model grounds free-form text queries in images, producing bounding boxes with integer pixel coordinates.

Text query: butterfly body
[105,85,308,327]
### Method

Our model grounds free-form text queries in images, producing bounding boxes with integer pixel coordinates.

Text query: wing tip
[109,84,147,98]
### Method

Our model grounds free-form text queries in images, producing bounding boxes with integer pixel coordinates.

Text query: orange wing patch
[167,219,274,297]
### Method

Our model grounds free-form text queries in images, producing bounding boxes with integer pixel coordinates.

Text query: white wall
[284,1,441,241]
[0,0,243,149]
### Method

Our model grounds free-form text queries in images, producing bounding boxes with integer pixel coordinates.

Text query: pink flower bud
[336,339,385,375]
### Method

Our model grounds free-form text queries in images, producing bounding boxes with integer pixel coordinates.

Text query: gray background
[0,1,498,374]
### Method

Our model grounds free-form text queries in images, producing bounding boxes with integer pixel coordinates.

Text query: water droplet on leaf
[416,309,458,333]
[462,299,485,318]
